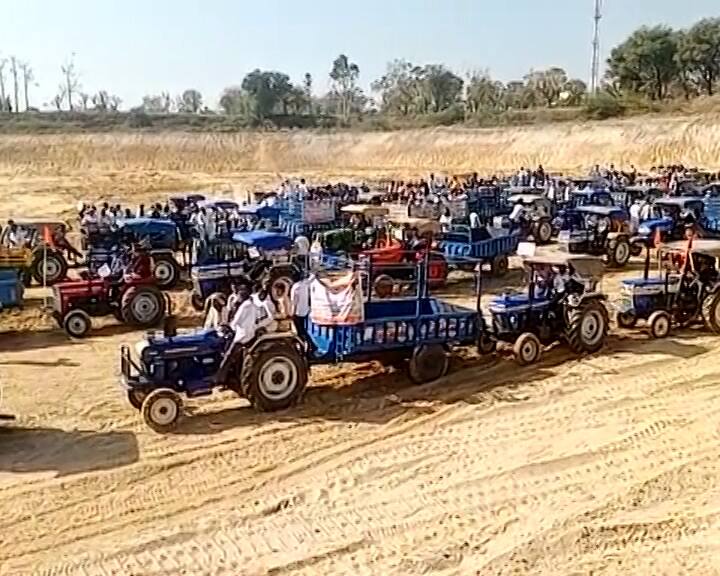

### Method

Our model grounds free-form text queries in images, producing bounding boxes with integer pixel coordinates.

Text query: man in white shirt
[3,220,26,247]
[215,285,256,383]
[469,212,481,229]
[253,284,277,334]
[291,274,315,354]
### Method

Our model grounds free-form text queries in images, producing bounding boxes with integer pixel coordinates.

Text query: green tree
[372,59,418,115]
[465,72,504,115]
[606,25,679,100]
[241,69,292,118]
[219,86,250,116]
[559,78,588,106]
[525,67,569,107]
[676,18,720,96]
[329,54,362,122]
[177,89,203,113]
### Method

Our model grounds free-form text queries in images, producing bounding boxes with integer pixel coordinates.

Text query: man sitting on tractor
[126,240,153,279]
[215,284,256,384]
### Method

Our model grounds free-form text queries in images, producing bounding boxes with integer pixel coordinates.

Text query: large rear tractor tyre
[152,255,180,290]
[702,292,720,334]
[31,250,68,286]
[607,238,631,268]
[478,332,497,355]
[408,344,450,384]
[513,332,541,366]
[648,310,671,339]
[534,219,553,245]
[141,388,182,433]
[242,343,307,412]
[63,310,92,338]
[121,286,166,327]
[566,300,609,354]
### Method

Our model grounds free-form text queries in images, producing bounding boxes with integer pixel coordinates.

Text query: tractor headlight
[638,225,651,235]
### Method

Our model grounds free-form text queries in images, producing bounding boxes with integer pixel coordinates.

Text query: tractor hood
[637,217,673,236]
[139,328,226,358]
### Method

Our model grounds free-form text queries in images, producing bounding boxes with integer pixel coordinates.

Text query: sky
[0,0,718,110]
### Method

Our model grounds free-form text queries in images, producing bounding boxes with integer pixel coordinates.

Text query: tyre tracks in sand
[5,332,720,575]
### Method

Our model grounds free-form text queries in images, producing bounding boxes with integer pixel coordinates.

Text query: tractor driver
[126,240,153,279]
[215,284,256,384]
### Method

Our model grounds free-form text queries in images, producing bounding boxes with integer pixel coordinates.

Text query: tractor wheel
[152,255,180,290]
[513,332,541,366]
[63,310,92,338]
[630,242,643,257]
[534,219,553,244]
[241,342,307,412]
[127,389,148,410]
[491,255,509,277]
[478,332,496,355]
[616,311,638,329]
[648,310,671,339]
[565,300,609,354]
[141,388,182,433]
[267,266,296,305]
[702,292,720,334]
[190,291,205,312]
[408,344,449,384]
[373,274,395,299]
[121,286,166,327]
[607,238,631,268]
[31,250,68,286]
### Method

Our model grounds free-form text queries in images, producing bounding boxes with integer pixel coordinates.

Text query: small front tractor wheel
[616,311,638,329]
[478,332,496,355]
[142,388,182,433]
[648,310,671,339]
[408,344,450,384]
[607,238,631,268]
[373,274,395,299]
[566,300,609,354]
[63,310,92,338]
[127,389,148,410]
[31,250,68,286]
[491,255,509,277]
[513,332,541,366]
[534,219,553,244]
[152,255,180,289]
[242,343,308,412]
[121,286,166,327]
[702,292,720,334]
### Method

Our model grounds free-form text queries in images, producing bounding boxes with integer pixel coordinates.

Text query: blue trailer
[437,225,520,276]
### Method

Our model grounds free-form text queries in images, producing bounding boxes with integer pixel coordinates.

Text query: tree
[465,71,505,115]
[676,18,720,96]
[219,86,250,116]
[329,54,362,122]
[141,92,172,113]
[0,58,6,112]
[241,69,293,118]
[606,25,679,100]
[503,80,536,109]
[372,59,418,115]
[417,65,463,113]
[10,57,19,113]
[177,89,203,113]
[525,67,569,107]
[79,92,90,111]
[60,54,81,111]
[92,90,110,111]
[19,62,34,111]
[303,73,313,114]
[559,78,588,106]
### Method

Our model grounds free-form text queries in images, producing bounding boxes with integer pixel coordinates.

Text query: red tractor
[51,272,167,338]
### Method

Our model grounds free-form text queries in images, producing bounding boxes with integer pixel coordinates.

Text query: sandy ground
[2,132,720,575]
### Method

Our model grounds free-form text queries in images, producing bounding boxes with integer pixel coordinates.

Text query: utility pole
[590,0,603,94]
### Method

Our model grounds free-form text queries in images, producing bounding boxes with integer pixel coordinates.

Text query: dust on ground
[1,132,720,575]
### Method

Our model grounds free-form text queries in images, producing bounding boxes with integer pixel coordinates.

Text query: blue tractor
[615,239,720,338]
[190,230,301,311]
[633,196,712,248]
[86,218,183,289]
[479,253,610,365]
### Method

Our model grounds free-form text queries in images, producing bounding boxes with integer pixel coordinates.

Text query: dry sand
[2,123,720,575]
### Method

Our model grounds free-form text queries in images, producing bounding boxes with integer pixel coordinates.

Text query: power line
[590,0,603,93]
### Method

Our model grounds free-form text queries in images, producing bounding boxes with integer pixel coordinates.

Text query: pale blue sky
[1,0,718,109]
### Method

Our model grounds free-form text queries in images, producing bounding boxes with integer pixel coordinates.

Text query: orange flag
[42,225,54,247]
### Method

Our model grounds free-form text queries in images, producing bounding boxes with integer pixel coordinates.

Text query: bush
[583,92,626,120]
[126,110,153,128]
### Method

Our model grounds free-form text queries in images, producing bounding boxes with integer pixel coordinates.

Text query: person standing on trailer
[291,273,316,355]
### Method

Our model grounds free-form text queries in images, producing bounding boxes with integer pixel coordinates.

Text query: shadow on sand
[0,426,139,477]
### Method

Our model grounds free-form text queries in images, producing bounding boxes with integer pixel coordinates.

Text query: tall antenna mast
[590,0,603,93]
